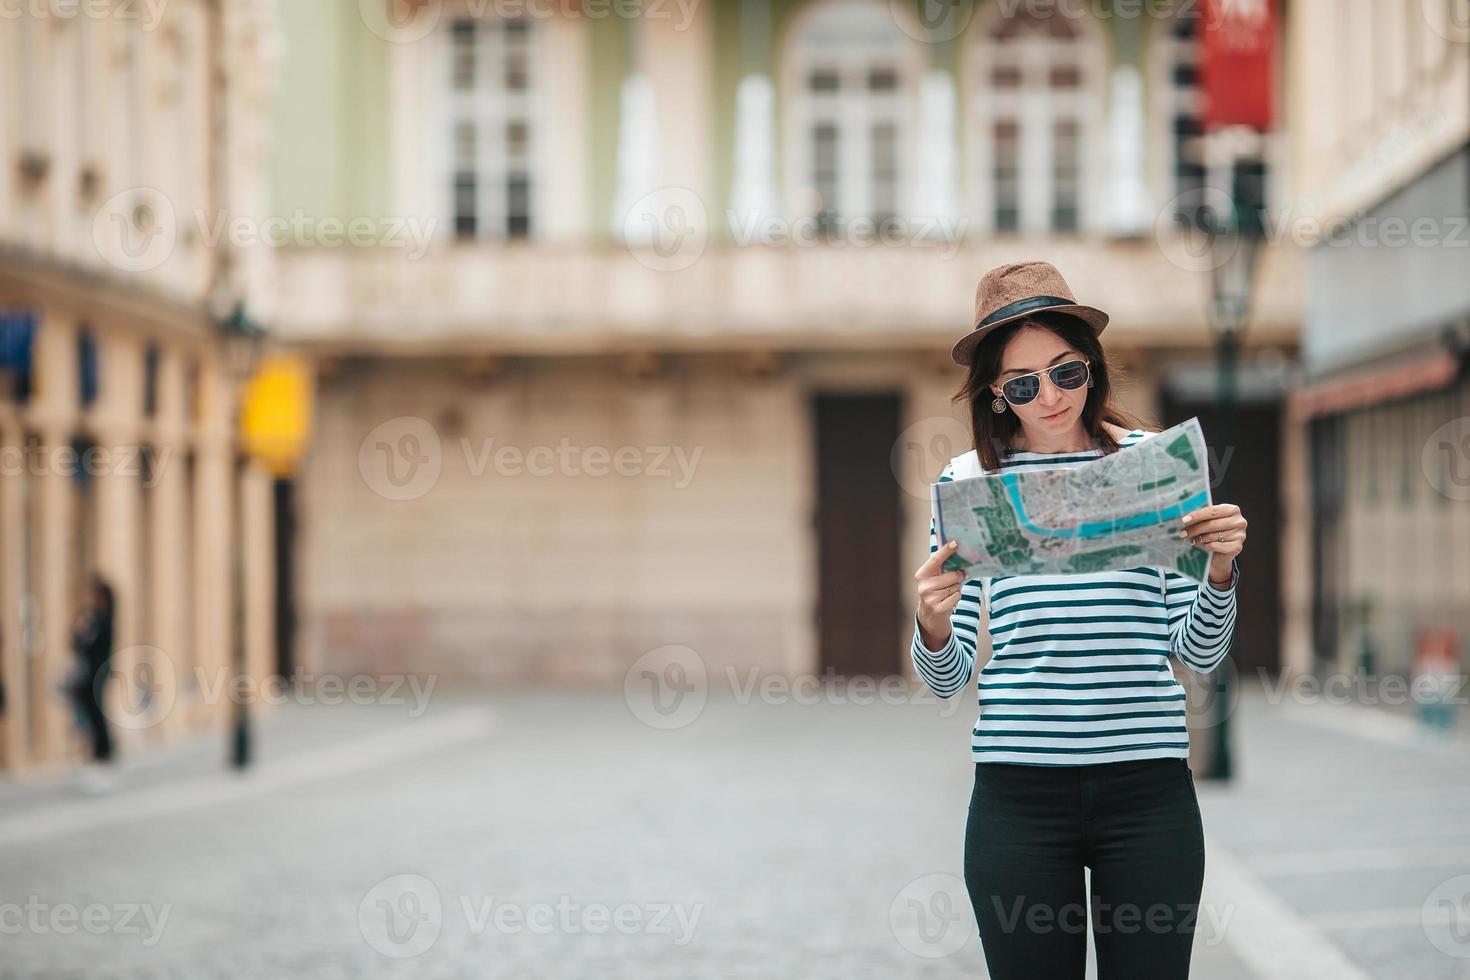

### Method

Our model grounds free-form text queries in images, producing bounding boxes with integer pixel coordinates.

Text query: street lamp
[216,301,266,770]
[1201,196,1264,783]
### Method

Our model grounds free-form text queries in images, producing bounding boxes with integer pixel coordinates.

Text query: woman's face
[990,325,1090,437]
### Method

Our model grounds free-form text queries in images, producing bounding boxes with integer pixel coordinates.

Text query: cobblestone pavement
[0,677,1466,979]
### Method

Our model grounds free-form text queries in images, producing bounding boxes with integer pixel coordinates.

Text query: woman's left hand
[1180,503,1246,582]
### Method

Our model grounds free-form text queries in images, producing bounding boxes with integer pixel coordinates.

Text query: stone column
[192,353,235,727]
[89,330,146,742]
[29,310,79,765]
[0,407,27,770]
[150,347,190,736]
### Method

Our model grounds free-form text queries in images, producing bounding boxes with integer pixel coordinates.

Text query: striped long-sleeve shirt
[910,428,1239,766]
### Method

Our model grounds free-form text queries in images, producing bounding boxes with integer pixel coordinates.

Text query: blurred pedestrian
[68,573,117,793]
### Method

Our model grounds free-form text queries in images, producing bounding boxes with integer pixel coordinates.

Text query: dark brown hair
[954,311,1155,472]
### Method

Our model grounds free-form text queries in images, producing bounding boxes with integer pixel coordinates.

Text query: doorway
[813,393,903,678]
[1158,392,1284,681]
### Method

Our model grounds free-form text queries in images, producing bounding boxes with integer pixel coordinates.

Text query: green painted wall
[267,2,391,221]
[589,16,631,237]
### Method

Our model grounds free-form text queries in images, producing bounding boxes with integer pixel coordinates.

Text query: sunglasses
[998,358,1092,406]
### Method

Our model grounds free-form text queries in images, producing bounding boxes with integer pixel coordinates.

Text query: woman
[911,261,1246,979]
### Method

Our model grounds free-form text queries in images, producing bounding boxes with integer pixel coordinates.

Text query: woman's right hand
[914,540,967,649]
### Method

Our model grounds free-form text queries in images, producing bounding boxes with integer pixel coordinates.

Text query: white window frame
[782,0,923,231]
[429,12,544,242]
[1147,11,1207,223]
[965,2,1106,235]
[1146,11,1280,228]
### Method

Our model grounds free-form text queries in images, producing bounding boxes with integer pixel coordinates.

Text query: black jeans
[963,758,1205,980]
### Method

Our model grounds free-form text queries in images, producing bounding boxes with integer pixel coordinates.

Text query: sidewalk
[1192,676,1470,980]
[2,679,1466,978]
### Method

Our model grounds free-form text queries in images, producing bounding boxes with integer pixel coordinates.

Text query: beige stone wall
[298,343,1244,687]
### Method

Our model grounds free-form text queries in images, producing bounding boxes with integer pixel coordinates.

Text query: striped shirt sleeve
[910,459,984,698]
[1163,558,1239,674]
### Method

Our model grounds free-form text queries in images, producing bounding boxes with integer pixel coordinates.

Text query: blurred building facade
[0,1,281,773]
[1283,0,1470,686]
[260,0,1305,690]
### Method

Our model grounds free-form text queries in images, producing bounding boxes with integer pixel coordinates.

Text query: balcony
[267,235,1304,355]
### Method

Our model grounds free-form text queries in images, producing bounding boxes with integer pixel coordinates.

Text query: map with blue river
[930,417,1215,582]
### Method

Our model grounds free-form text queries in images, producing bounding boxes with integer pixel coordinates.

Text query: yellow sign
[240,355,312,476]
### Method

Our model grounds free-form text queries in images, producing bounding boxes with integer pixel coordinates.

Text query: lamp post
[217,301,266,770]
[1201,197,1264,783]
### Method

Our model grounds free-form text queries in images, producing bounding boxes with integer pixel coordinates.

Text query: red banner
[1200,0,1277,131]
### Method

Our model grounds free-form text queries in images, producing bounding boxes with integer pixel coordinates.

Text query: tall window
[970,1,1102,233]
[1152,12,1271,229]
[786,0,918,234]
[1159,14,1206,223]
[445,17,536,240]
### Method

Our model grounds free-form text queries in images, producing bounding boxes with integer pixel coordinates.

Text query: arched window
[784,0,921,234]
[968,1,1103,233]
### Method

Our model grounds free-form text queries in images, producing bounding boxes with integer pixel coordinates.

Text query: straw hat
[951,260,1109,367]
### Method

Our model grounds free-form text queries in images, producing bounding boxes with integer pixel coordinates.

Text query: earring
[991,395,1006,414]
